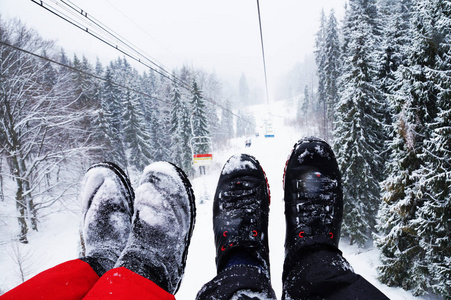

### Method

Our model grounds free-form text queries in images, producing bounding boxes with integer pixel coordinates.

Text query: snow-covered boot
[282,137,344,299]
[283,136,343,255]
[80,162,134,276]
[115,162,196,294]
[213,154,271,275]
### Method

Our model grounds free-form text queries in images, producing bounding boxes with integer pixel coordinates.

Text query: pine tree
[412,0,451,296]
[89,59,111,161]
[122,77,152,170]
[376,0,450,297]
[179,101,194,176]
[101,65,127,168]
[334,0,385,247]
[148,103,167,162]
[203,72,222,145]
[170,83,184,169]
[191,79,210,153]
[315,9,327,138]
[299,85,311,128]
[323,9,341,138]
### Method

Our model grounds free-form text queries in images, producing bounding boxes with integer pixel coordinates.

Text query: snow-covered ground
[0,100,440,299]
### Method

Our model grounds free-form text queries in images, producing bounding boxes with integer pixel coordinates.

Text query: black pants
[196,249,389,300]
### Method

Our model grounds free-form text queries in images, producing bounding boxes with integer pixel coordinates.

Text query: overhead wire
[30,0,180,87]
[27,0,266,126]
[60,0,173,79]
[29,0,247,121]
[103,0,185,67]
[0,40,171,104]
[256,0,270,106]
[6,0,248,122]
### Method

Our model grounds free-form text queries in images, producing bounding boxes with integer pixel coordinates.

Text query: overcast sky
[1,0,346,99]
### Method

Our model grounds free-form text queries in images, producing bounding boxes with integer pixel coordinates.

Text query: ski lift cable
[256,0,270,106]
[0,39,249,128]
[31,0,215,105]
[103,0,185,67]
[28,0,255,124]
[55,0,195,94]
[30,0,187,91]
[0,40,171,105]
[59,0,174,79]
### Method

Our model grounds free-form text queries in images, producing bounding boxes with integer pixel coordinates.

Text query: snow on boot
[283,136,343,255]
[214,154,271,276]
[115,162,196,294]
[80,162,134,276]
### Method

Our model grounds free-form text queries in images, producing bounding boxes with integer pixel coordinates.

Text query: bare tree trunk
[11,156,29,244]
[19,158,38,232]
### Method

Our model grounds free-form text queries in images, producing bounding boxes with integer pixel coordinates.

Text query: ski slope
[180,101,426,300]
[0,100,437,299]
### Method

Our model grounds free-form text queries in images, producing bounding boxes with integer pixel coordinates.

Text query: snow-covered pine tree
[70,55,103,153]
[376,0,450,297]
[179,101,194,176]
[203,72,222,145]
[333,0,385,247]
[140,70,158,138]
[148,103,167,162]
[412,0,451,296]
[170,83,184,169]
[299,85,311,128]
[323,9,341,139]
[122,68,152,171]
[314,9,327,138]
[191,78,210,153]
[101,64,127,168]
[72,55,95,108]
[373,0,418,292]
[86,59,105,160]
[377,0,413,161]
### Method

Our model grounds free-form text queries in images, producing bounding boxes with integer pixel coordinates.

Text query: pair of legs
[2,161,195,299]
[2,137,388,299]
[197,137,389,299]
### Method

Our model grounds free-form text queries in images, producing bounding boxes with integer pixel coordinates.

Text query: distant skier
[2,137,388,300]
[245,138,252,147]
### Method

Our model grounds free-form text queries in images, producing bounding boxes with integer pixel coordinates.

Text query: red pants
[1,259,175,300]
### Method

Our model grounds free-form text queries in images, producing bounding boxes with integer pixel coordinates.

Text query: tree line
[308,0,450,297]
[0,16,255,245]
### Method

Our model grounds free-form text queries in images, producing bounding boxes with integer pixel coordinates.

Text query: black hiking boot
[115,162,196,294]
[283,137,343,257]
[80,162,134,276]
[213,154,271,275]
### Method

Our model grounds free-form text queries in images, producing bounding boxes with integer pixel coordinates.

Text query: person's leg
[282,137,389,300]
[0,259,99,300]
[83,161,196,299]
[1,162,134,300]
[197,154,276,300]
[79,162,134,276]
